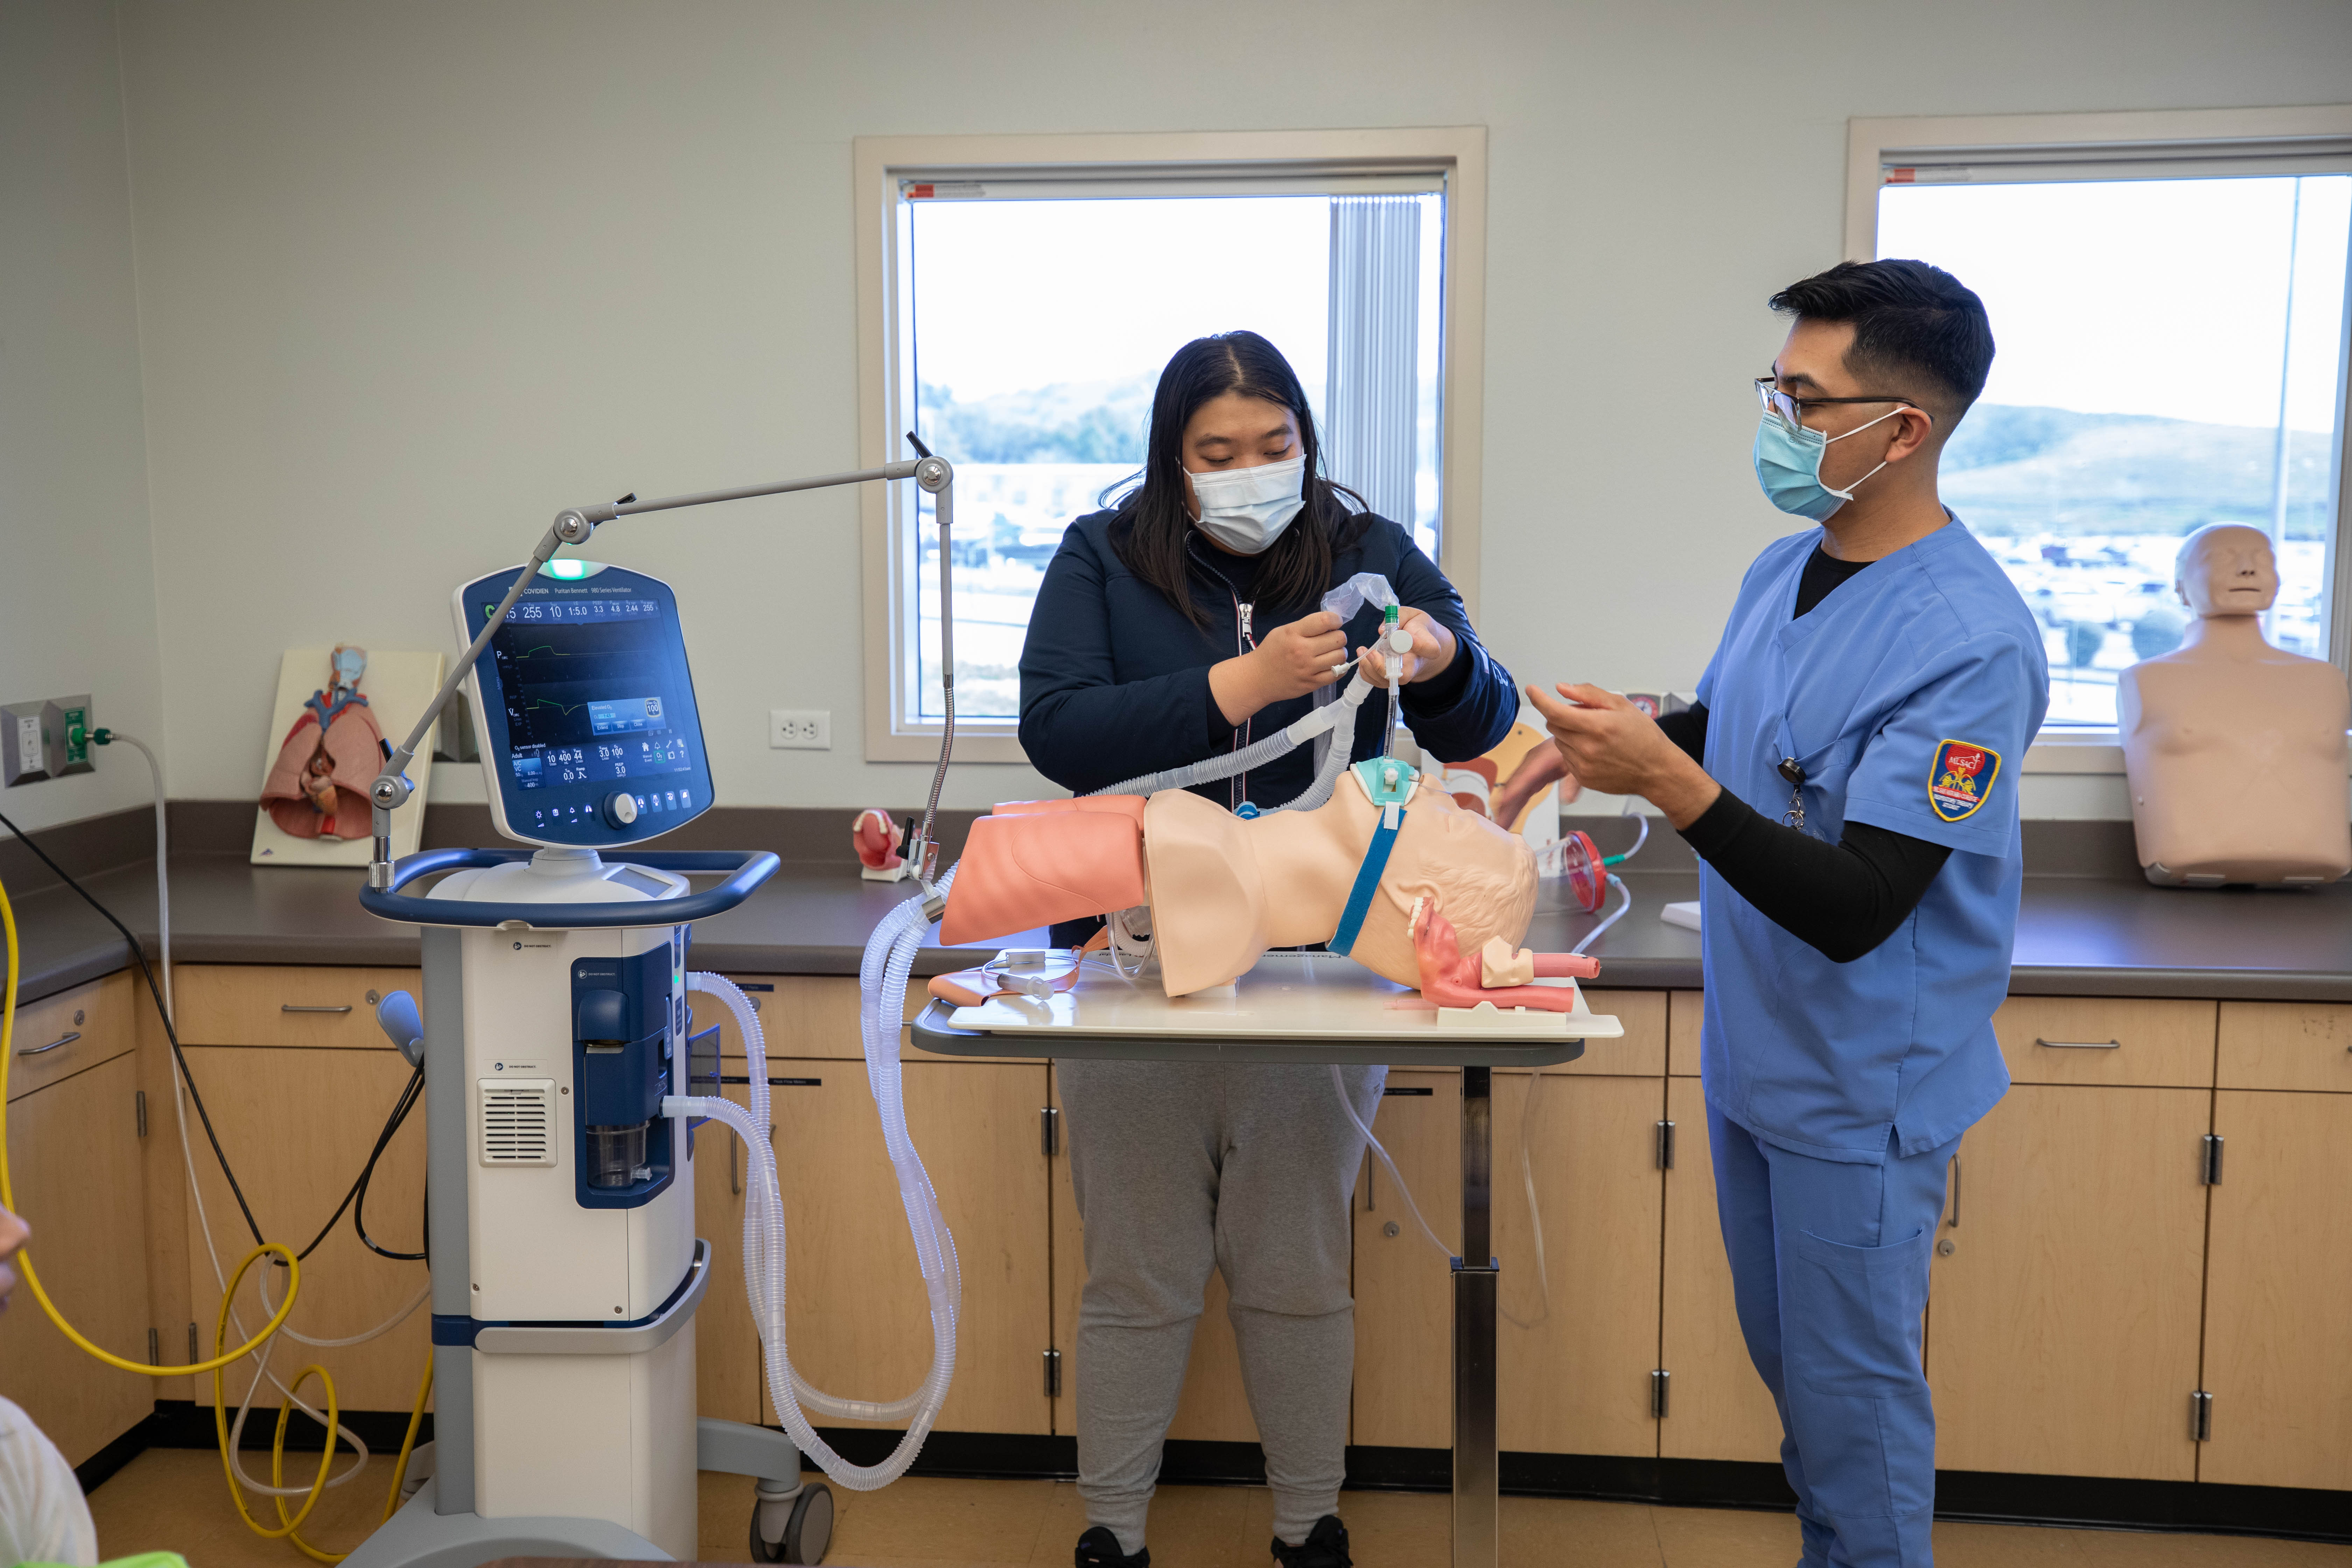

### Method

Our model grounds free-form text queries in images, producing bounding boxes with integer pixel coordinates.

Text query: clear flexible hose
[685,971,948,1426]
[1088,672,1376,802]
[672,875,965,1490]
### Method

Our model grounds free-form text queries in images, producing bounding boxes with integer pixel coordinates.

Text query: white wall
[108,0,2352,817]
[0,0,167,835]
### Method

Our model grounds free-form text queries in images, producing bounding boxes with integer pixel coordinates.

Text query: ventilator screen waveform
[485,593,693,790]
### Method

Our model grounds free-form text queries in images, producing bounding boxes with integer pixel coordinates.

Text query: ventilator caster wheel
[750,1481,833,1564]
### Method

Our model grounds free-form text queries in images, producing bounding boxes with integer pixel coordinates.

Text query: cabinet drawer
[1545,988,1664,1077]
[2218,1002,2352,1093]
[6,973,134,1101]
[1991,996,2215,1087]
[174,965,421,1048]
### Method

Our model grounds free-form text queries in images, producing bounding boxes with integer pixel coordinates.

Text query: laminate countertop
[9,842,2351,1010]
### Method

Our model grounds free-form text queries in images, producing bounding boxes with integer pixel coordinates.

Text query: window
[853,131,1486,762]
[1848,108,2352,736]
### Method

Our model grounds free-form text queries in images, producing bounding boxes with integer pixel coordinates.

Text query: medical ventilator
[346,453,968,1567]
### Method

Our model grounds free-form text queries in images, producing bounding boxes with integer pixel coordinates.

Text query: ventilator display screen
[458,563,714,848]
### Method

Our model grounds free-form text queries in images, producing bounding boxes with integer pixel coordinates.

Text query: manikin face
[2176,525,2280,617]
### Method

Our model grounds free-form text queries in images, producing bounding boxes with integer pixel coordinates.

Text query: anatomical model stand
[2119,523,2352,887]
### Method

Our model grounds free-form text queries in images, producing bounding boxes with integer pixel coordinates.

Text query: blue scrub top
[1695,519,2051,1164]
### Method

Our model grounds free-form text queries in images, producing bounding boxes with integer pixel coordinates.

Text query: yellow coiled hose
[0,864,430,1559]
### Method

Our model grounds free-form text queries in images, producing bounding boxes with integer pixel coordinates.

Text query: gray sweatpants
[1059,1058,1386,1555]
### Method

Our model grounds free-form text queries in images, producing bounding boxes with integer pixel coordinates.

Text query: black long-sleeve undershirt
[1659,548,1952,962]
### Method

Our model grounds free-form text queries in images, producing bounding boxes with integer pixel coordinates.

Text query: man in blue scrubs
[1531,260,2048,1566]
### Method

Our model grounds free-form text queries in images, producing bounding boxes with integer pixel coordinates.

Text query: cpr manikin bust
[940,764,1564,999]
[2119,523,2352,887]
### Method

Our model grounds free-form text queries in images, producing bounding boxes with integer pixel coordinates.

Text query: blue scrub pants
[1709,1101,1956,1568]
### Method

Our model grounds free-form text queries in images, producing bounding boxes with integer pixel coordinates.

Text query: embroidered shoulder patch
[1928,740,2001,822]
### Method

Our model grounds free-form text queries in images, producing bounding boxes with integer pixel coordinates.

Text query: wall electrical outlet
[3,703,47,786]
[769,709,831,750]
[5,695,98,785]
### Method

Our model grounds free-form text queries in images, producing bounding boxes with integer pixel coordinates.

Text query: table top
[12,836,2352,1010]
[909,950,1612,1066]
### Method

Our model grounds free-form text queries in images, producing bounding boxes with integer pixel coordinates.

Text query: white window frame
[1844,105,2352,776]
[851,127,1488,763]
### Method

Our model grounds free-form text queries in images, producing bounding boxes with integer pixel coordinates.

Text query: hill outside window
[1849,107,2352,742]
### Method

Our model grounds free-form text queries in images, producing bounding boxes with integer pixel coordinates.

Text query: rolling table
[910,950,1622,1568]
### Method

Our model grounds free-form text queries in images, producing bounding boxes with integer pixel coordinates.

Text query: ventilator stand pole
[363,452,957,893]
[1452,1067,1499,1567]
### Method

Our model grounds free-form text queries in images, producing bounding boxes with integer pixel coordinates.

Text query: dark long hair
[1108,331,1368,627]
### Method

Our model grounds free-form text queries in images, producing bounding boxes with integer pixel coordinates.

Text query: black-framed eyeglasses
[1754,377,1926,435]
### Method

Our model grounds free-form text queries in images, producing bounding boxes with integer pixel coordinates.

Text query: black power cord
[352,1063,427,1261]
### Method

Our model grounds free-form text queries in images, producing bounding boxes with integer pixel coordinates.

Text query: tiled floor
[87,1451,2352,1568]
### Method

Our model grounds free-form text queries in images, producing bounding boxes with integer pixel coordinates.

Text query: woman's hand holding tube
[1354,606,1457,687]
[1210,610,1349,726]
[1527,682,1721,829]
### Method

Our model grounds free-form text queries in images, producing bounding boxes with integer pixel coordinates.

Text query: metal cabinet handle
[282,1004,354,1014]
[1947,1155,1960,1228]
[18,1031,79,1058]
[2034,1037,2119,1050]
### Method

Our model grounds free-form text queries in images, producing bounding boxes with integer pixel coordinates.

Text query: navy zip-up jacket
[1018,506,1519,806]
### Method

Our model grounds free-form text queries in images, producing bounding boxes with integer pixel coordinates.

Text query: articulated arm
[364,454,951,890]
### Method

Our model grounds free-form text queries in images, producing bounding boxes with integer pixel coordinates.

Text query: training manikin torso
[2118,524,2352,887]
[939,768,1540,997]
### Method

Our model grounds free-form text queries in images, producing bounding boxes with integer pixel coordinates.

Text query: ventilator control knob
[603,790,639,828]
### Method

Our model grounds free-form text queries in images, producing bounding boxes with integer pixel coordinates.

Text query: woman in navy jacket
[1019,333,1516,1568]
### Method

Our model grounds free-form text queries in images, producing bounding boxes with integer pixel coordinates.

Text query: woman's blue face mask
[1752,405,1907,523]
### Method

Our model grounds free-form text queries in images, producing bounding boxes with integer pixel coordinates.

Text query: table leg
[1452,1065,1498,1568]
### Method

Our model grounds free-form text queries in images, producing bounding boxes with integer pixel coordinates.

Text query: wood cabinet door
[1047,1066,1256,1443]
[760,1060,1051,1436]
[1658,1077,1783,1463]
[2200,1090,2352,1490]
[1927,1085,2207,1480]
[691,1077,762,1424]
[1494,1070,1664,1457]
[1352,1071,1462,1449]
[0,1053,153,1465]
[181,1045,433,1414]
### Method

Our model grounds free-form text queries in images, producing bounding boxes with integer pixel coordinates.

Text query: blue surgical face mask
[1188,453,1307,555]
[1752,406,1905,522]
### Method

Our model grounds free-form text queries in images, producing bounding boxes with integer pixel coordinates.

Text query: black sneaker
[1271,1514,1351,1568]
[1076,1525,1149,1568]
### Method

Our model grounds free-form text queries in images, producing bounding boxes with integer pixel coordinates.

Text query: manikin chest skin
[2119,524,2352,886]
[1142,776,1538,995]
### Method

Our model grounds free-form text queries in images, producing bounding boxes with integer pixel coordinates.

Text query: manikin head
[2175,524,2280,618]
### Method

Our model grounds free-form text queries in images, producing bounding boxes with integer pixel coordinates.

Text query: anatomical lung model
[2119,524,2352,887]
[939,760,1599,1006]
[260,644,384,841]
